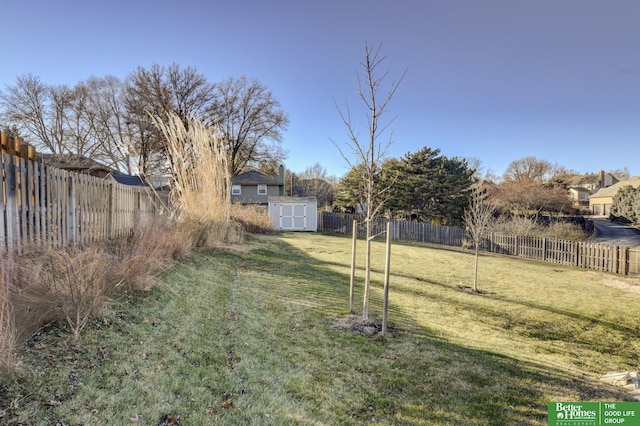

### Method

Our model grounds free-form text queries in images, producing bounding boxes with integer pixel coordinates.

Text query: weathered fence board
[0,134,169,251]
[318,212,640,276]
[629,248,640,274]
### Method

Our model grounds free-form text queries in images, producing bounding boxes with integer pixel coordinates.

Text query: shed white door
[279,203,308,230]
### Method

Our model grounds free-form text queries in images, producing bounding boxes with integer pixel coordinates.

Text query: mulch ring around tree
[456,285,496,296]
[329,315,397,338]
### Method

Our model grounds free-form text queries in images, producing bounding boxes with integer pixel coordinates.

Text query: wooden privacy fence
[479,234,640,275]
[1,133,168,251]
[317,212,467,246]
[318,212,640,275]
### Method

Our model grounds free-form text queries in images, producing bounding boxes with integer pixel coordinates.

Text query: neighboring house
[566,170,619,192]
[567,170,620,210]
[40,154,115,178]
[105,172,149,187]
[231,165,285,205]
[589,176,640,216]
[568,187,592,208]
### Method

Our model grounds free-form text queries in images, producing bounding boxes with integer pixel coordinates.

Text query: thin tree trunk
[362,218,372,320]
[474,244,480,292]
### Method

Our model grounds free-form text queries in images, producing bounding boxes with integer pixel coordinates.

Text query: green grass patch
[2,233,639,425]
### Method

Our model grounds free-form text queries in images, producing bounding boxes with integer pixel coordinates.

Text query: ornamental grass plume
[153,114,242,247]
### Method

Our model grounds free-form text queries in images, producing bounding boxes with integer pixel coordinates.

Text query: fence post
[107,183,114,238]
[135,189,141,227]
[575,242,581,267]
[67,174,76,244]
[619,247,628,275]
[382,220,391,337]
[3,153,18,252]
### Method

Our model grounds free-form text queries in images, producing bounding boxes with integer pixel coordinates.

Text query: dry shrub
[34,247,115,340]
[153,113,242,248]
[8,247,114,341]
[491,216,587,241]
[491,216,537,236]
[543,221,589,241]
[178,216,244,249]
[107,220,191,291]
[231,203,274,234]
[0,219,190,356]
[5,252,52,347]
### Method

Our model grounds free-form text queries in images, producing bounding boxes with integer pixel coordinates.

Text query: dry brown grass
[0,220,190,376]
[0,257,17,374]
[106,220,191,291]
[231,203,274,234]
[25,246,114,341]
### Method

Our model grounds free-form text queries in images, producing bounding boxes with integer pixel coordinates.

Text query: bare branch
[332,42,405,320]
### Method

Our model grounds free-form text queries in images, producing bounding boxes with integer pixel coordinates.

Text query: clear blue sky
[1,0,639,179]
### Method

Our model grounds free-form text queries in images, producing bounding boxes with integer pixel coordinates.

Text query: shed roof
[268,196,317,203]
[105,172,149,186]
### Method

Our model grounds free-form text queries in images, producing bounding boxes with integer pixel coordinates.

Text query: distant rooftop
[590,176,640,198]
[232,169,281,185]
[39,153,115,173]
[105,172,149,187]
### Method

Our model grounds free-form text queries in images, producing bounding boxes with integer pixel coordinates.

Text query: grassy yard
[2,232,640,425]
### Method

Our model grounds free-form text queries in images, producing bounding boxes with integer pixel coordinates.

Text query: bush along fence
[1,132,168,252]
[317,212,640,276]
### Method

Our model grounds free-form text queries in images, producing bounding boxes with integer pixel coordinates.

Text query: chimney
[278,165,285,196]
[599,170,605,188]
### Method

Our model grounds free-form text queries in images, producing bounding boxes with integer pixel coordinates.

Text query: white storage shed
[268,196,318,231]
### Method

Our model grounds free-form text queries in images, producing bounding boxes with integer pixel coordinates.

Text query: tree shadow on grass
[235,234,632,425]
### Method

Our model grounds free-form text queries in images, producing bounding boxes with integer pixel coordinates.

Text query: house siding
[231,185,281,205]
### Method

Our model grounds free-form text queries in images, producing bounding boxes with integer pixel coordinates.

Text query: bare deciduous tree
[207,76,289,176]
[332,43,406,320]
[492,179,571,220]
[83,76,137,173]
[0,74,72,154]
[503,156,554,183]
[124,63,215,175]
[299,163,336,208]
[463,183,495,292]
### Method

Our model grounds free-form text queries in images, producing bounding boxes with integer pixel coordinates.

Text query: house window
[231,185,241,195]
[257,184,267,195]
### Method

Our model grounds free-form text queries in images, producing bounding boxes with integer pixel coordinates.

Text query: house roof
[232,169,281,185]
[565,173,599,186]
[40,153,115,173]
[569,187,592,194]
[589,176,640,199]
[105,172,149,186]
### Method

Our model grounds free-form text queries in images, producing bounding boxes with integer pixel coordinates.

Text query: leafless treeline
[0,64,289,177]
